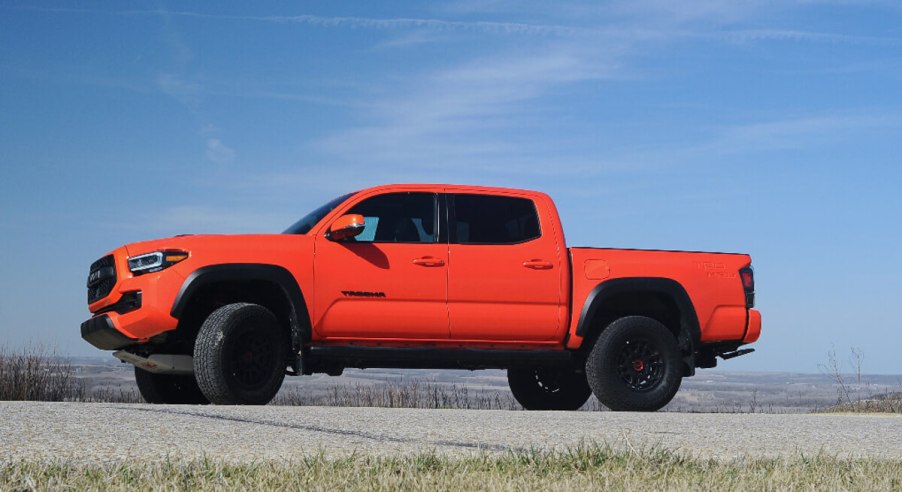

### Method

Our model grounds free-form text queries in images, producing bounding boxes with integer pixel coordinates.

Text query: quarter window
[452,194,540,244]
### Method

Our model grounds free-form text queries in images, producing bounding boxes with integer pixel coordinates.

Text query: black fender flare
[574,277,701,349]
[171,264,310,352]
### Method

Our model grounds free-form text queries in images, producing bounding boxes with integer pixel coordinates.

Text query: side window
[452,194,541,245]
[346,192,436,243]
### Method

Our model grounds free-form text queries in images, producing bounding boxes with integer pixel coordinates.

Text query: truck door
[313,192,450,339]
[447,193,565,341]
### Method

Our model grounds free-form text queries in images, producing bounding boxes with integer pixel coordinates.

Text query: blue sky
[1,1,901,374]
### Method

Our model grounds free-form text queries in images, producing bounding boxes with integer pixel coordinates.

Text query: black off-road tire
[586,316,682,412]
[193,303,287,405]
[134,367,209,404]
[507,367,592,410]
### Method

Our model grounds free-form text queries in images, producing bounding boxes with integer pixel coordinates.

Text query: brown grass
[276,380,521,409]
[0,345,85,401]
[2,446,901,491]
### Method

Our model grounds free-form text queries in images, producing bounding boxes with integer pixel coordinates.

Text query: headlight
[127,250,189,274]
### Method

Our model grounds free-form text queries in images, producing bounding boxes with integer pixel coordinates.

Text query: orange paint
[84,184,760,360]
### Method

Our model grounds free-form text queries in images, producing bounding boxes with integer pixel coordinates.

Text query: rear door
[313,192,449,339]
[446,193,565,341]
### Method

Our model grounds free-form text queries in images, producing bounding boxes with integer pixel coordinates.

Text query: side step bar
[114,350,194,375]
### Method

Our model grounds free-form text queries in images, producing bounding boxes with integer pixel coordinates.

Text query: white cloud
[313,44,624,174]
[156,73,198,99]
[205,138,235,164]
[588,113,902,172]
[138,205,286,235]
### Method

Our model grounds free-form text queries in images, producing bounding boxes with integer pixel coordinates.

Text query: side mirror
[328,214,366,241]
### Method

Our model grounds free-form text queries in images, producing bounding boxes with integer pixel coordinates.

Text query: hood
[123,233,314,261]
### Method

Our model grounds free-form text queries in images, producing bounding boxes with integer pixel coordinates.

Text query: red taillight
[740,266,755,308]
[740,267,754,292]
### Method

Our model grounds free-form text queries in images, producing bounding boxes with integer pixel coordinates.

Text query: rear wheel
[134,367,209,404]
[586,316,682,411]
[507,367,592,410]
[194,303,287,405]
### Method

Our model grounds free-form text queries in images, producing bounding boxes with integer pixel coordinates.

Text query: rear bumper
[743,309,762,343]
[81,315,137,350]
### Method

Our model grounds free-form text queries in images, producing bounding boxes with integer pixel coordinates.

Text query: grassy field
[3,445,901,491]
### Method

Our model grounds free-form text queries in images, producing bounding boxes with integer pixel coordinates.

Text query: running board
[113,350,194,375]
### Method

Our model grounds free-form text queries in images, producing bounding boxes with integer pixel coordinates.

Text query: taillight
[739,266,755,308]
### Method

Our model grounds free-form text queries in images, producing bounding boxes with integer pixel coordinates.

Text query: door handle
[522,260,554,270]
[412,256,446,267]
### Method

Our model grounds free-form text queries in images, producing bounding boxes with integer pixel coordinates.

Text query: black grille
[87,255,117,304]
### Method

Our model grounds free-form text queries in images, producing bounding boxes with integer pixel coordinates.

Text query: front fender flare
[171,263,310,351]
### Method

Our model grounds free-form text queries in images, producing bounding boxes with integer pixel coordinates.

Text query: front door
[447,193,565,341]
[313,192,449,340]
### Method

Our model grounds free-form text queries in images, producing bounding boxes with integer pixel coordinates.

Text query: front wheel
[507,367,592,410]
[194,303,288,405]
[585,316,682,411]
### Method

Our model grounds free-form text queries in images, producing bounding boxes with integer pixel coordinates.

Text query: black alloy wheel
[194,303,287,405]
[586,316,682,411]
[507,366,592,410]
[133,367,209,404]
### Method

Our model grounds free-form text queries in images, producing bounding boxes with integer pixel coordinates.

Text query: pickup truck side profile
[82,184,761,411]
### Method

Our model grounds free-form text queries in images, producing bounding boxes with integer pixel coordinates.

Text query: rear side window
[451,194,541,245]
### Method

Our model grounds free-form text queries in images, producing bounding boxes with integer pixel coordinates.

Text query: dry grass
[276,381,523,410]
[3,346,899,414]
[0,345,85,401]
[818,392,902,414]
[2,446,901,491]
[818,347,902,414]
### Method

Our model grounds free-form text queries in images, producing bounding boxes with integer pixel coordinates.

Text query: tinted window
[452,194,540,244]
[284,193,353,235]
[347,193,436,243]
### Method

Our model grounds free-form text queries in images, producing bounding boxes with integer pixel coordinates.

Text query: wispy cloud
[12,5,901,46]
[714,29,902,45]
[136,205,286,235]
[312,44,624,174]
[8,6,586,37]
[156,73,199,101]
[205,138,235,164]
[592,113,902,172]
[702,114,901,154]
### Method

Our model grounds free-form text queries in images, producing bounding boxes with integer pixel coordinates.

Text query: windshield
[283,193,354,235]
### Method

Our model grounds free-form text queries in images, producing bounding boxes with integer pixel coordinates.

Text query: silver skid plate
[114,350,194,374]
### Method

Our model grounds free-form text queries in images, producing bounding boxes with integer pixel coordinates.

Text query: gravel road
[2,402,900,463]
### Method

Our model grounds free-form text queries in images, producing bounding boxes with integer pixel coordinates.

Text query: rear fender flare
[574,277,701,350]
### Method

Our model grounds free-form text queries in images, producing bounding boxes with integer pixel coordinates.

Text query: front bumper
[83,249,185,350]
[81,314,137,350]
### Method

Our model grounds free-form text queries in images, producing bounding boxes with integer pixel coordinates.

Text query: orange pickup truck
[83,184,760,410]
